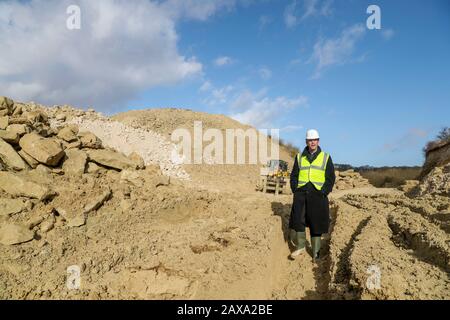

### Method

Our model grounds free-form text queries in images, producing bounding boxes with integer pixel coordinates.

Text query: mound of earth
[113,108,294,194]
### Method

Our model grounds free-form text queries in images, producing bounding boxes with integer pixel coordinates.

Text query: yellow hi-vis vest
[297,151,329,190]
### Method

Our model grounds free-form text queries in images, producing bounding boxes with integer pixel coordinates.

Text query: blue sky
[1,0,449,166]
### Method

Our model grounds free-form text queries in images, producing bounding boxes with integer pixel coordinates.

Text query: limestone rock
[0,138,27,170]
[83,188,112,214]
[0,198,28,216]
[129,152,145,169]
[0,130,20,144]
[67,215,86,228]
[6,124,30,137]
[18,149,39,169]
[334,170,371,190]
[120,170,144,187]
[57,126,78,142]
[79,132,102,149]
[8,117,29,125]
[35,164,51,174]
[25,110,48,124]
[62,149,87,176]
[55,207,86,228]
[12,105,22,116]
[86,162,101,174]
[19,132,65,166]
[154,174,170,187]
[0,223,34,245]
[0,171,54,200]
[0,96,14,115]
[66,140,81,149]
[40,219,55,233]
[0,116,8,130]
[87,149,137,171]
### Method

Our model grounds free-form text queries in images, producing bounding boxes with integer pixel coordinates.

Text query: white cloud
[284,1,299,28]
[284,0,333,28]
[229,90,308,128]
[258,67,272,80]
[258,15,272,31]
[309,23,366,78]
[0,0,252,111]
[214,56,234,67]
[200,81,307,130]
[202,84,234,106]
[199,81,213,92]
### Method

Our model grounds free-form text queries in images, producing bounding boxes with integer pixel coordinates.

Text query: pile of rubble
[334,169,372,190]
[0,96,171,246]
[44,104,189,180]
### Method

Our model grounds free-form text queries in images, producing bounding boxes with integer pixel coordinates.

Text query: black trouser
[289,189,330,236]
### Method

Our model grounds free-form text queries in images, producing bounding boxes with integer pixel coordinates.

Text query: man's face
[306,139,319,151]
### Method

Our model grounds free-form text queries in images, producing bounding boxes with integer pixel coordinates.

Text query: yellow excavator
[256,159,290,195]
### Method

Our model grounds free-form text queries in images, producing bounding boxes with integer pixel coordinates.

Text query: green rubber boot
[289,230,306,259]
[311,236,321,262]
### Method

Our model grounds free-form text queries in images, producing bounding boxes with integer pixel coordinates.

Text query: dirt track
[2,182,448,299]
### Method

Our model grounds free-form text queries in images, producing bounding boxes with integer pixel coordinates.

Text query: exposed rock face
[421,140,450,179]
[417,164,450,197]
[19,132,65,166]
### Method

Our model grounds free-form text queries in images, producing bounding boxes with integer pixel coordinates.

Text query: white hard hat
[306,129,320,140]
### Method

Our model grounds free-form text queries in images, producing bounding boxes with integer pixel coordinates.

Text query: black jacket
[290,146,336,196]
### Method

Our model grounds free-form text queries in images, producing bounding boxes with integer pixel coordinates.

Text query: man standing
[288,129,336,262]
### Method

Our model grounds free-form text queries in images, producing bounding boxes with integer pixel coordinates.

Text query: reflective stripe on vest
[297,151,329,190]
